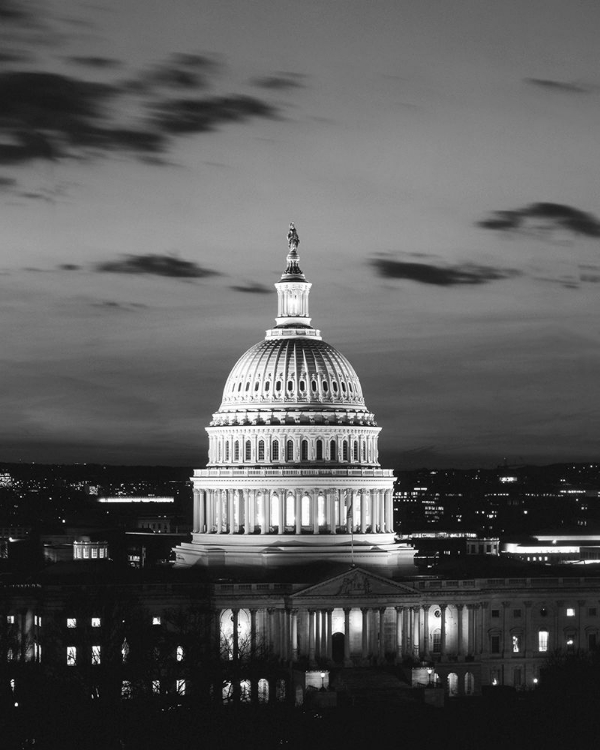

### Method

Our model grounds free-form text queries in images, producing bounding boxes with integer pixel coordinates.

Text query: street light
[427,667,433,686]
[320,672,326,691]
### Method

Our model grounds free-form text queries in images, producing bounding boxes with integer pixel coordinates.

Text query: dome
[217,336,367,413]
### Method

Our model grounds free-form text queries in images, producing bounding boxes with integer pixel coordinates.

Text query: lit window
[67,618,77,628]
[91,548,98,558]
[7,615,15,624]
[99,548,106,558]
[538,631,549,652]
[152,616,161,626]
[177,679,186,695]
[176,646,184,662]
[122,681,132,699]
[512,635,521,653]
[92,645,101,665]
[121,639,129,664]
[152,680,160,695]
[67,647,77,666]
[566,608,575,617]
[91,617,101,628]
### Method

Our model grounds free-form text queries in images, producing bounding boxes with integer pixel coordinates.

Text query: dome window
[234,441,240,461]
[301,440,309,461]
[237,382,242,392]
[287,380,294,392]
[272,440,279,461]
[264,381,270,392]
[316,440,323,461]
[348,382,353,393]
[342,441,348,461]
[332,382,338,394]
[299,379,306,393]
[311,380,317,393]
[286,440,294,462]
[245,440,251,461]
[341,381,347,394]
[245,382,250,392]
[258,440,265,461]
[275,381,282,392]
[254,381,260,392]
[330,440,337,461]
[322,381,329,393]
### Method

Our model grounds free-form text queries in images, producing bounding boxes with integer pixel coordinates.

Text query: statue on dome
[287,222,299,250]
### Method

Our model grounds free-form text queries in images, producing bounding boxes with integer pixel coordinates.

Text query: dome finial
[287,222,299,251]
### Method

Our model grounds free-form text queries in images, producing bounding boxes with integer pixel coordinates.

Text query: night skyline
[2,0,599,468]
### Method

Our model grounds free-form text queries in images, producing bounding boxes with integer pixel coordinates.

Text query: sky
[1,0,599,469]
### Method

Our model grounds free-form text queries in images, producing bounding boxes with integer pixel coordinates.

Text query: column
[502,601,511,656]
[228,491,235,533]
[315,610,321,659]
[264,489,271,532]
[405,607,413,656]
[360,490,367,533]
[326,609,333,660]
[328,490,336,534]
[523,601,532,658]
[413,606,421,657]
[250,609,257,657]
[312,490,319,534]
[361,608,369,661]
[291,609,299,662]
[295,489,302,535]
[197,490,205,533]
[456,604,464,658]
[260,491,268,534]
[386,490,393,533]
[215,490,222,534]
[281,610,289,662]
[371,489,378,533]
[422,605,430,658]
[440,604,447,659]
[378,608,386,662]
[466,604,475,656]
[346,490,353,534]
[278,491,285,534]
[480,603,488,655]
[206,489,213,532]
[244,490,251,534]
[192,489,199,533]
[308,610,316,667]
[232,609,239,661]
[344,608,352,666]
[395,606,403,662]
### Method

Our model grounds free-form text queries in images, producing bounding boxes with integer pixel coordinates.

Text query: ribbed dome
[216,336,367,413]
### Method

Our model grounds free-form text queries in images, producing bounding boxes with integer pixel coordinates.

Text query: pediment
[291,567,418,600]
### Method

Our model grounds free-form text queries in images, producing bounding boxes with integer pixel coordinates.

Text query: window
[275,380,282,392]
[176,646,184,662]
[299,379,305,393]
[566,607,575,617]
[225,442,230,461]
[513,668,522,688]
[361,442,366,461]
[92,645,101,665]
[352,441,358,461]
[588,607,597,617]
[301,440,308,461]
[264,381,270,392]
[322,381,329,393]
[234,441,240,461]
[67,647,77,666]
[286,440,294,462]
[67,618,77,628]
[538,630,549,652]
[122,681,132,699]
[332,381,338,394]
[311,380,317,393]
[342,441,348,461]
[258,440,265,461]
[316,440,323,461]
[121,639,129,664]
[245,440,251,461]
[91,617,101,628]
[491,610,500,618]
[287,379,294,392]
[432,631,441,653]
[34,615,41,627]
[177,679,186,695]
[491,635,500,654]
[513,609,522,618]
[512,635,521,653]
[272,440,279,461]
[152,680,160,695]
[540,608,548,617]
[152,616,161,626]
[330,440,336,461]
[7,615,14,624]
[589,633,597,650]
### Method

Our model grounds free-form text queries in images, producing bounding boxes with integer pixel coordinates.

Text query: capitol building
[174,223,414,573]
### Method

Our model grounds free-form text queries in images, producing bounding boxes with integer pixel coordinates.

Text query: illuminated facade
[174,224,413,572]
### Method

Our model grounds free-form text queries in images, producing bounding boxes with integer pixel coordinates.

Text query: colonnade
[193,487,394,535]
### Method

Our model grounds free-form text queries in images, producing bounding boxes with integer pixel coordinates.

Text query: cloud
[58,263,80,271]
[0,176,16,189]
[90,300,147,310]
[67,56,122,70]
[251,72,305,91]
[96,253,219,279]
[230,282,271,294]
[370,258,520,286]
[140,53,219,91]
[524,78,590,94]
[152,94,278,135]
[478,202,600,238]
[0,0,32,21]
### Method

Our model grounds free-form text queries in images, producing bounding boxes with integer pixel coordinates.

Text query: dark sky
[1,0,599,468]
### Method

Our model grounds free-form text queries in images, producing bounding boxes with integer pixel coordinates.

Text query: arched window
[353,441,358,461]
[341,381,346,394]
[342,441,348,461]
[322,381,329,394]
[234,441,240,461]
[286,440,294,462]
[272,440,279,461]
[330,440,337,461]
[332,381,338,394]
[301,440,308,461]
[287,379,294,393]
[316,440,323,460]
[311,380,317,394]
[245,440,251,461]
[299,379,306,393]
[258,440,265,461]
[225,441,230,462]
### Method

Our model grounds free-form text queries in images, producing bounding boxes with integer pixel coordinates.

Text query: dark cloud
[67,56,122,70]
[96,254,218,279]
[153,94,278,135]
[0,176,16,189]
[0,71,165,165]
[524,78,590,94]
[0,0,32,21]
[58,263,80,271]
[370,258,520,286]
[230,282,271,294]
[91,300,146,310]
[141,53,219,90]
[478,202,600,238]
[251,73,305,91]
